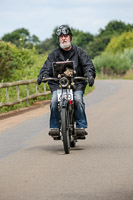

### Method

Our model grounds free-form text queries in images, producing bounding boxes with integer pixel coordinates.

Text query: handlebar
[42,76,88,82]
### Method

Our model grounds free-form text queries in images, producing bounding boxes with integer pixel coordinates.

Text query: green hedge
[0,41,49,113]
[93,51,131,75]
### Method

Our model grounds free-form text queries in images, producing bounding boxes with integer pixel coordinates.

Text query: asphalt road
[0,80,133,200]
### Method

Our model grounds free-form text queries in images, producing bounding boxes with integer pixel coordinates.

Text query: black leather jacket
[38,45,96,93]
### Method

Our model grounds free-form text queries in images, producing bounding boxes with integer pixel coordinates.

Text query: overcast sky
[0,0,133,41]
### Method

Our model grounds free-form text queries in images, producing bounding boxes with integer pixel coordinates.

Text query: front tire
[61,107,70,154]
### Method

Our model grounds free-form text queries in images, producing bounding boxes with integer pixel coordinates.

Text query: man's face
[59,34,72,50]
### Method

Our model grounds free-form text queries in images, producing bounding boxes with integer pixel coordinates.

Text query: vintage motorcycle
[42,61,88,154]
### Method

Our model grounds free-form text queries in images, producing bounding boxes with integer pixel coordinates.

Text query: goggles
[56,27,70,37]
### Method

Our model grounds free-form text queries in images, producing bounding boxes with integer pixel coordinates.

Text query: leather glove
[88,76,94,87]
[37,74,46,85]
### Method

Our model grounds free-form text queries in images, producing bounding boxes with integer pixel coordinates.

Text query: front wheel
[61,107,70,154]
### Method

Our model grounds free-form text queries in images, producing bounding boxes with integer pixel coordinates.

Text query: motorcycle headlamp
[59,77,69,88]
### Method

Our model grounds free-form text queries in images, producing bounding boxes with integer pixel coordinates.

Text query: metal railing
[0,79,51,108]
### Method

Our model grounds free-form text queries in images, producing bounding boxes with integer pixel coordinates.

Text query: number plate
[57,89,73,101]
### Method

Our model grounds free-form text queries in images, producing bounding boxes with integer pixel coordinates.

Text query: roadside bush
[0,42,50,113]
[93,52,131,75]
[0,41,36,82]
[123,48,133,66]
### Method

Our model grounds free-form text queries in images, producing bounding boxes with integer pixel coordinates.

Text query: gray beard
[60,41,71,49]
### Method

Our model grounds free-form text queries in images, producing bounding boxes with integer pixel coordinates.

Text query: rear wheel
[61,107,70,154]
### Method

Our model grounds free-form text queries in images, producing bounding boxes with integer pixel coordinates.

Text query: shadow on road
[25,144,85,155]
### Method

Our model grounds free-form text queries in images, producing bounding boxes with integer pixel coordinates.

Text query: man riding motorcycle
[37,25,96,138]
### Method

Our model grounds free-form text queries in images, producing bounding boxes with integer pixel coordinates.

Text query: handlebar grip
[42,77,59,82]
[74,77,88,82]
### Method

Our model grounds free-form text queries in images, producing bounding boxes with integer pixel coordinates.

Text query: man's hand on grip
[88,76,94,87]
[37,74,47,85]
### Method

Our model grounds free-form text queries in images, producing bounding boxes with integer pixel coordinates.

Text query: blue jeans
[50,90,87,128]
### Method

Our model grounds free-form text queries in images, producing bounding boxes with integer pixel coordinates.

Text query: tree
[2,28,40,48]
[2,28,29,46]
[86,20,133,58]
[36,38,55,54]
[98,20,133,38]
[86,36,110,58]
[51,26,59,48]
[72,28,94,50]
[31,35,40,45]
[105,31,133,53]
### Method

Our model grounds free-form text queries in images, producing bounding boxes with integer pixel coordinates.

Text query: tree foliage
[88,20,133,58]
[86,36,110,58]
[36,38,56,54]
[0,41,35,82]
[2,28,40,48]
[1,20,133,58]
[123,48,133,65]
[99,20,133,37]
[51,26,59,48]
[71,28,94,50]
[105,31,133,53]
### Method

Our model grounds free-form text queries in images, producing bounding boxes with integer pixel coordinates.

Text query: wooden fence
[0,79,51,108]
